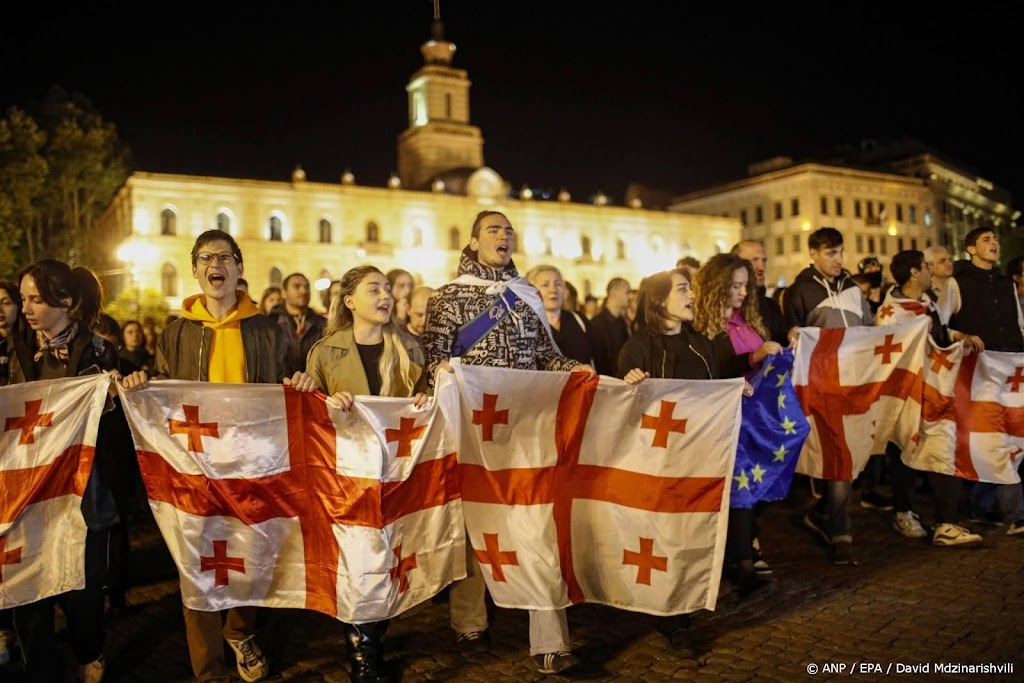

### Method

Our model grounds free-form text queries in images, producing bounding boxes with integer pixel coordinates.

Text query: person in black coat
[527,265,595,365]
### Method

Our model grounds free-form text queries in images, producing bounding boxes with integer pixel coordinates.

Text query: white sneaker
[932,523,983,547]
[78,655,105,683]
[892,511,927,538]
[226,636,268,682]
[0,628,13,666]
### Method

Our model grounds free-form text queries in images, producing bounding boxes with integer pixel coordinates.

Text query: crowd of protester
[1,217,1022,682]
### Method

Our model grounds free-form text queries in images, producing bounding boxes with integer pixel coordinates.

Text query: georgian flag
[445,363,742,616]
[903,344,1024,484]
[1,375,110,609]
[792,317,930,480]
[117,381,465,623]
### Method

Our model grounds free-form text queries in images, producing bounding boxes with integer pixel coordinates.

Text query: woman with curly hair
[693,253,782,597]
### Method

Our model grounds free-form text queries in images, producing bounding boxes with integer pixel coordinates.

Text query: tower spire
[421,0,455,65]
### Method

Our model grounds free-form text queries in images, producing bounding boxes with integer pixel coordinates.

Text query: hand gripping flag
[792,317,929,480]
[1,374,111,609]
[117,381,465,623]
[446,364,743,616]
[903,344,1024,484]
[732,349,810,508]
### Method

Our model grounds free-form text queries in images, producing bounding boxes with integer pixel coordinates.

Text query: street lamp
[116,241,158,317]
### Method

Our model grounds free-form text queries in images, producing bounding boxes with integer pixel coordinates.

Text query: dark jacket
[156,314,287,383]
[783,266,873,330]
[274,308,327,376]
[590,308,630,376]
[616,324,718,380]
[950,261,1024,352]
[421,247,578,386]
[757,287,788,345]
[9,326,122,531]
[551,309,595,366]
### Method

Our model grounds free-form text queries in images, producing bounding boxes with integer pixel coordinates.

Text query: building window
[755,206,764,224]
[269,267,283,288]
[820,196,829,215]
[792,234,800,253]
[856,235,864,253]
[909,206,917,224]
[319,219,332,244]
[411,226,423,248]
[445,93,453,119]
[775,236,784,256]
[448,226,460,250]
[544,236,553,255]
[161,208,177,236]
[835,198,844,216]
[616,238,626,260]
[926,238,932,248]
[866,201,875,219]
[581,235,592,257]
[739,209,747,226]
[896,204,904,222]
[216,212,230,233]
[879,237,888,255]
[773,202,783,221]
[161,263,177,297]
[911,238,918,250]
[269,216,282,241]
[854,200,862,219]
[366,221,379,244]
[791,198,800,217]
[878,201,886,219]
[867,236,876,253]
[924,208,932,227]
[897,237,905,251]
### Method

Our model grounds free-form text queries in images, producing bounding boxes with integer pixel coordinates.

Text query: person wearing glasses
[122,229,316,682]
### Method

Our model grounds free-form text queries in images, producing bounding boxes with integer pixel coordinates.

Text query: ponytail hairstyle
[17,259,104,329]
[692,253,766,341]
[326,265,416,397]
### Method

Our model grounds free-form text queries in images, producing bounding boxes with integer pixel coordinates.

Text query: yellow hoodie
[180,292,261,384]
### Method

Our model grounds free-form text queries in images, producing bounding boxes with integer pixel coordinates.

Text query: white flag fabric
[904,345,1024,484]
[0,375,110,609]
[117,381,465,623]
[793,317,929,480]
[446,364,742,616]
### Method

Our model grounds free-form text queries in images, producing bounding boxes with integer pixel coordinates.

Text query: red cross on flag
[0,375,111,609]
[118,381,466,623]
[446,364,742,616]
[792,318,930,480]
[902,343,1024,484]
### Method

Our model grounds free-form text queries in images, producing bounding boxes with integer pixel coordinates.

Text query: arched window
[544,236,553,256]
[161,263,177,296]
[269,267,283,288]
[161,209,177,236]
[366,221,379,244]
[319,218,332,244]
[448,226,460,250]
[411,226,423,248]
[216,212,230,233]
[581,235,592,257]
[616,238,626,260]
[269,216,283,241]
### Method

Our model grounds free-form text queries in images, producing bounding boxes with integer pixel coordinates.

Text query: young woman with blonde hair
[693,253,782,597]
[304,264,427,681]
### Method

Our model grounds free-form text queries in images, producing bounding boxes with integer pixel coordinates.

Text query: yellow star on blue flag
[752,463,767,483]
[773,444,789,462]
[781,416,797,435]
[734,469,750,490]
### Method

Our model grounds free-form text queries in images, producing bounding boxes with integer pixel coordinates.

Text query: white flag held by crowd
[904,344,1024,484]
[444,364,742,617]
[792,318,929,480]
[0,375,110,609]
[118,381,465,623]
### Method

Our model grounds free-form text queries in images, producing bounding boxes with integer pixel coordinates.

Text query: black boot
[344,620,390,683]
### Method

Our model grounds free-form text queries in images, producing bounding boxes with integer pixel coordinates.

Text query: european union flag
[731,349,810,509]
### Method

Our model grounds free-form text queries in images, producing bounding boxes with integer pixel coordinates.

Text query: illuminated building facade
[100,20,736,311]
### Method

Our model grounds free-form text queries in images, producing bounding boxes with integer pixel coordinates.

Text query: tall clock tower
[397,11,484,189]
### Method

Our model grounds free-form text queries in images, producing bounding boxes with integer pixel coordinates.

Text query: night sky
[4,2,1021,204]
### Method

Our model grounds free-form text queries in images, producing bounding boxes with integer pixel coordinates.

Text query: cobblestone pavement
[3,483,1022,682]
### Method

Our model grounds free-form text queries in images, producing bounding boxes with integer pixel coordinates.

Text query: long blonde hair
[693,254,767,341]
[326,265,415,397]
